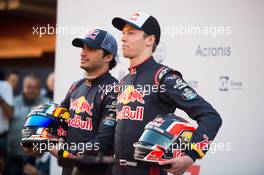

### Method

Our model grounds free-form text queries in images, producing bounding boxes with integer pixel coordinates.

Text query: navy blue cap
[112,12,161,45]
[72,29,118,57]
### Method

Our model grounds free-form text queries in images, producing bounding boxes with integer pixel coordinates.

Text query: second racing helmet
[133,113,196,163]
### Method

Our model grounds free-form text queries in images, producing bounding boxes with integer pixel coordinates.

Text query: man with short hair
[112,12,222,175]
[49,28,119,175]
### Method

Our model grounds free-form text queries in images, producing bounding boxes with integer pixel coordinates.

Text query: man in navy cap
[24,28,119,175]
[59,28,119,175]
[112,12,222,175]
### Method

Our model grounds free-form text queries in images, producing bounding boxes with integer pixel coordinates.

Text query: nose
[121,32,127,43]
[80,47,86,57]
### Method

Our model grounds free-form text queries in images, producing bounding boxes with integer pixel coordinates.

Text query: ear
[103,54,113,63]
[145,35,155,47]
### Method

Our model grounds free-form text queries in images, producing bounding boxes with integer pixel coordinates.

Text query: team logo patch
[68,115,93,131]
[118,86,145,105]
[86,29,100,40]
[57,127,67,137]
[103,113,116,126]
[70,96,93,115]
[116,106,144,121]
[174,79,188,90]
[181,88,197,100]
[22,128,32,138]
[148,117,165,127]
[129,13,140,21]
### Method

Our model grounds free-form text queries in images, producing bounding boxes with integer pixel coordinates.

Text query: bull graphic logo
[70,96,93,115]
[117,86,145,105]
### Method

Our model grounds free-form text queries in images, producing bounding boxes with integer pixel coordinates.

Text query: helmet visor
[139,129,172,147]
[24,115,53,127]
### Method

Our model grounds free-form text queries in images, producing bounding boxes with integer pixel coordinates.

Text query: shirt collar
[85,71,110,87]
[128,56,156,75]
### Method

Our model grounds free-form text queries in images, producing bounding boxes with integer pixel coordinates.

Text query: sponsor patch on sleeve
[181,87,197,100]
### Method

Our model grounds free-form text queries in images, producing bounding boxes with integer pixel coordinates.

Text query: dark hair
[102,49,117,70]
[143,33,157,52]
[23,74,41,88]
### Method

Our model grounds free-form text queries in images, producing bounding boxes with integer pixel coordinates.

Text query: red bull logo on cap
[70,96,93,115]
[117,86,145,105]
[86,29,100,40]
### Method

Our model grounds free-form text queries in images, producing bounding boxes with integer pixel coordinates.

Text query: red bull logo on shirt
[70,96,93,115]
[117,86,145,105]
[117,106,144,121]
[117,86,145,121]
[68,115,93,131]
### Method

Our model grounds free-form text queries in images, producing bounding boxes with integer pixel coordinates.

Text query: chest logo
[70,96,93,115]
[117,86,145,105]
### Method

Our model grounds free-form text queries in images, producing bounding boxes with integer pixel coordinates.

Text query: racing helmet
[21,102,70,147]
[133,113,196,163]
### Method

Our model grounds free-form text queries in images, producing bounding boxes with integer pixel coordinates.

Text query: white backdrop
[52,0,264,174]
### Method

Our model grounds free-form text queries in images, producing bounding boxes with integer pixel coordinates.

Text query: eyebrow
[123,28,138,32]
